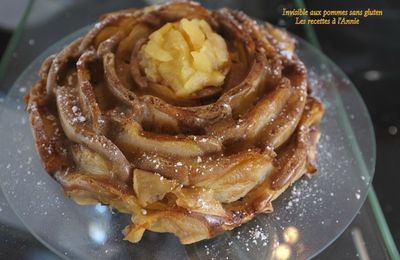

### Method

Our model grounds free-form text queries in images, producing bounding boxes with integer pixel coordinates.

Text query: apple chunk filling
[139,18,230,97]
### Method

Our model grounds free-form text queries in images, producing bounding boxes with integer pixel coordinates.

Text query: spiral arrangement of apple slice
[26,1,324,244]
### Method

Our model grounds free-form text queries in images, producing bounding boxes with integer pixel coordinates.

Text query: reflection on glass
[273,244,291,260]
[89,222,107,244]
[95,203,108,214]
[283,226,299,244]
[351,228,371,260]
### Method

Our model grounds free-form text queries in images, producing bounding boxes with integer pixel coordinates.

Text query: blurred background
[0,0,398,259]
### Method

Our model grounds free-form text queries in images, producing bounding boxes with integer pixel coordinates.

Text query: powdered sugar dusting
[196,224,270,259]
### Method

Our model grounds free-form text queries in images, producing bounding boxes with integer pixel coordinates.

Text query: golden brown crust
[26,1,324,244]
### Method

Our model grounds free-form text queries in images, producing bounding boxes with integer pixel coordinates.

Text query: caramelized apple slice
[133,169,178,206]
[71,144,111,177]
[196,154,274,203]
[174,187,226,217]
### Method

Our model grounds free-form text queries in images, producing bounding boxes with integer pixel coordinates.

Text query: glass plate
[0,26,375,260]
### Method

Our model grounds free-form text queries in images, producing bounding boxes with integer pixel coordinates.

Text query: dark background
[0,0,398,257]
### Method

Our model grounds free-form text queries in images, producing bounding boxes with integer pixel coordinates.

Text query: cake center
[138,18,230,97]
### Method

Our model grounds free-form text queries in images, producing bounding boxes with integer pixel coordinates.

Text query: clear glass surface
[0,26,376,259]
